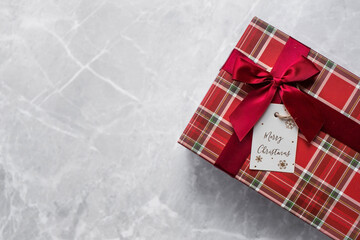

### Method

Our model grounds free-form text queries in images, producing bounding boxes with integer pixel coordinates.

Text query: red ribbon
[215,37,360,177]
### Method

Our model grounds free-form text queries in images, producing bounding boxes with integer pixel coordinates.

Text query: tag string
[274,112,293,120]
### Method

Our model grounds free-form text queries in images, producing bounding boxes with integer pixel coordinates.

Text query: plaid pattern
[178,17,360,240]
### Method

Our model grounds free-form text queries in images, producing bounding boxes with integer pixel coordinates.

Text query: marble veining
[0,0,359,239]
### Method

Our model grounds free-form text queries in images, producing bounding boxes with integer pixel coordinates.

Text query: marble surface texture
[0,0,359,239]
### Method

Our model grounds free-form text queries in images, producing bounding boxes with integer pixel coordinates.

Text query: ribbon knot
[272,77,283,88]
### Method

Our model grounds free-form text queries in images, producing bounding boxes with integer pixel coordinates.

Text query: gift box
[178,16,360,240]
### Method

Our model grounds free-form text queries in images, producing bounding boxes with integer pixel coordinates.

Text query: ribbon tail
[214,131,252,177]
[317,99,360,152]
[223,49,273,84]
[281,85,324,142]
[222,49,241,73]
[229,84,276,141]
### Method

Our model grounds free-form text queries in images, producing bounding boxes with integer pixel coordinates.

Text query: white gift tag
[249,103,298,173]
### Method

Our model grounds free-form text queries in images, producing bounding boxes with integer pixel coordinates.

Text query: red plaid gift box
[178,17,360,240]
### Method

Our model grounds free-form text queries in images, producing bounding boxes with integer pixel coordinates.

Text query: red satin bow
[226,51,322,143]
[215,38,360,177]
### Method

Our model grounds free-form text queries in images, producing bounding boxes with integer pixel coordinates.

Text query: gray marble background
[0,0,359,239]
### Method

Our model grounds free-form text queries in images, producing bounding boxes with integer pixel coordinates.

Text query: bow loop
[233,55,272,84]
[280,56,320,83]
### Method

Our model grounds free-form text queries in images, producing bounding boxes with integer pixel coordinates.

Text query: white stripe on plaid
[298,134,360,211]
[319,162,358,233]
[239,18,259,49]
[182,71,224,140]
[249,21,287,45]
[180,140,217,164]
[297,132,355,172]
[305,56,360,124]
[283,138,322,209]
[302,138,343,224]
[235,47,272,71]
[346,214,360,239]
[200,104,233,129]
[255,33,275,63]
[188,120,225,146]
[332,70,359,88]
[343,87,358,114]
[237,165,360,234]
[215,76,245,102]
[312,66,334,99]
[188,72,242,164]
[234,132,360,238]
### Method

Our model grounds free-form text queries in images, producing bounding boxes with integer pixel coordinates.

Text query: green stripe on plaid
[247,55,258,64]
[349,158,360,171]
[282,198,295,210]
[192,141,205,154]
[324,59,337,72]
[306,90,319,99]
[300,169,313,183]
[344,236,354,240]
[312,216,325,230]
[227,83,240,96]
[209,113,222,126]
[265,24,275,35]
[330,188,343,201]
[319,139,332,153]
[341,111,351,117]
[250,178,263,191]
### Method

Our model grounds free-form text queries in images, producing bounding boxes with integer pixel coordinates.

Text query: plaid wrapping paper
[178,17,360,240]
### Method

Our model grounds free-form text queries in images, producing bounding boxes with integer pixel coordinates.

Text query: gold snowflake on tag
[285,119,295,129]
[255,155,262,163]
[278,160,288,169]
